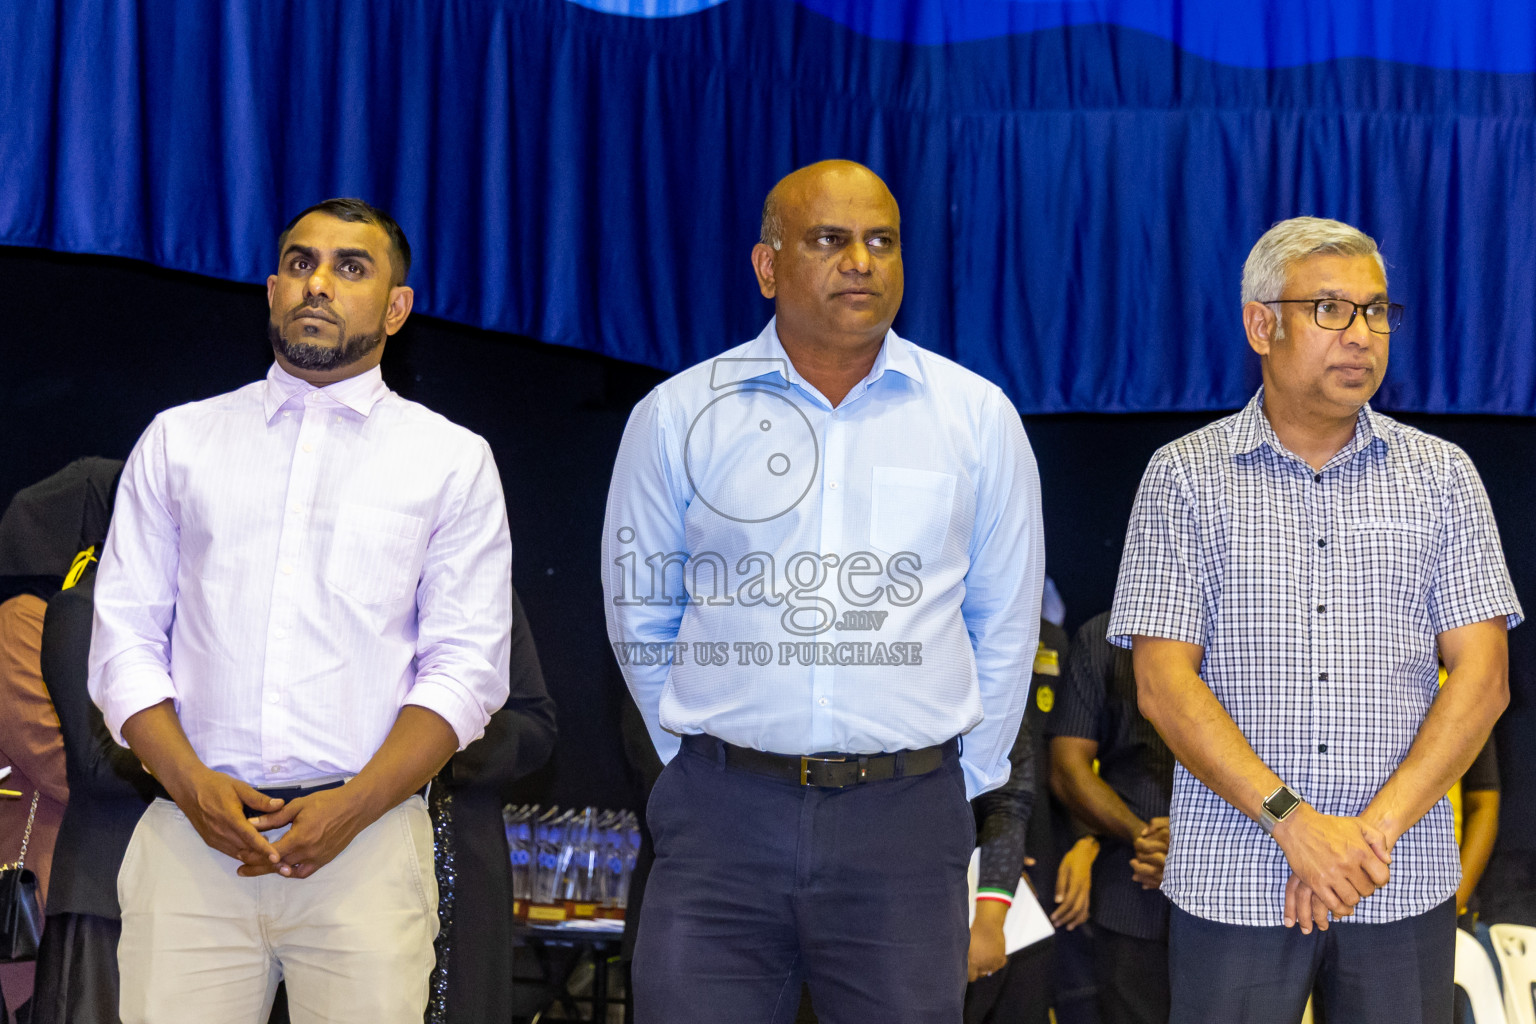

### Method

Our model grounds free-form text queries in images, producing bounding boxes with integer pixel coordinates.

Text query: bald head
[751,159,904,356]
[759,161,899,251]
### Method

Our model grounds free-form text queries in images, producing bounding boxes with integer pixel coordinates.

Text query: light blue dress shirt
[603,320,1044,797]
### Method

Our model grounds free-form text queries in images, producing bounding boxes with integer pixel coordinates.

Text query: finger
[1023,857,1035,868]
[1358,822,1393,865]
[1284,874,1301,927]
[1313,882,1352,918]
[1343,866,1379,901]
[1310,892,1331,931]
[1297,881,1329,934]
[236,860,283,878]
[231,781,285,817]
[208,813,279,863]
[248,800,303,831]
[1363,856,1391,888]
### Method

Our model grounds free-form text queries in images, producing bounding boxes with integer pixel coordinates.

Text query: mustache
[285,297,339,325]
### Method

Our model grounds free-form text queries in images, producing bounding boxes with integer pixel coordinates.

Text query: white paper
[0,766,12,783]
[967,847,1055,953]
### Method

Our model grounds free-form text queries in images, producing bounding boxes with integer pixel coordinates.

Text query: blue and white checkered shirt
[1108,388,1523,926]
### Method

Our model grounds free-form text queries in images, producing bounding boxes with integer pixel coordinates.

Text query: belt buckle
[799,754,846,786]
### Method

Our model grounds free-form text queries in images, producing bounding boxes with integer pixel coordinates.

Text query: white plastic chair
[1490,923,1536,1024]
[1458,926,1510,1024]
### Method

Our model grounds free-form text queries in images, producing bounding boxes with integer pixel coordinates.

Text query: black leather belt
[682,734,955,789]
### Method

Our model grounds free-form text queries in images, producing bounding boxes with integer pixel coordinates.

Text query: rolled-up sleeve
[405,440,513,749]
[89,418,182,744]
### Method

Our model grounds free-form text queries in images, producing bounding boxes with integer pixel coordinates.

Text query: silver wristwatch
[1259,784,1303,836]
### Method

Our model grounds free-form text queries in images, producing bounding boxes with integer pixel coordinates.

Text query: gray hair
[1240,217,1386,307]
[759,191,783,251]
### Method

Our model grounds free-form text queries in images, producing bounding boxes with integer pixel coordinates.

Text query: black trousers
[633,736,973,1024]
[1168,899,1456,1024]
[1093,927,1169,1024]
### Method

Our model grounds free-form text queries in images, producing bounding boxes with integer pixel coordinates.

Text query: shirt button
[1316,605,1326,614]
[1313,474,1322,483]
[281,564,294,575]
[302,442,315,453]
[829,481,838,490]
[267,693,280,704]
[1318,672,1329,682]
[268,765,284,774]
[1317,539,1327,548]
[818,697,829,706]
[1318,743,1328,753]
[290,503,303,514]
[274,628,287,639]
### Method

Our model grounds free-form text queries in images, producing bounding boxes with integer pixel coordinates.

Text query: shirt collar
[734,318,925,398]
[262,362,390,422]
[1228,386,1390,463]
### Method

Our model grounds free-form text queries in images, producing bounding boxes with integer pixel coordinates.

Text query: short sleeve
[1427,450,1523,635]
[1049,614,1110,741]
[1106,451,1207,650]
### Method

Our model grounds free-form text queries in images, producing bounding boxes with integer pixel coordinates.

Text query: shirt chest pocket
[869,467,957,561]
[325,503,426,606]
[1341,515,1439,605]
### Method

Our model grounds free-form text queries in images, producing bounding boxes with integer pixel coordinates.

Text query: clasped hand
[1274,806,1392,933]
[169,768,370,879]
[1130,816,1169,889]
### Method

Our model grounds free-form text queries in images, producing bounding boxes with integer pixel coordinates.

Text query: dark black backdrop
[3,245,1533,848]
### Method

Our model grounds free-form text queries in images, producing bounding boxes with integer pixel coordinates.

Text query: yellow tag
[63,546,97,590]
[1033,644,1060,677]
[1036,684,1055,713]
[527,904,568,923]
[1438,665,1448,688]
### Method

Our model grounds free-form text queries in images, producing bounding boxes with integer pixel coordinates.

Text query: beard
[267,307,385,372]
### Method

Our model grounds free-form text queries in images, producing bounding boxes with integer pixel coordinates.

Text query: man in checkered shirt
[1108,216,1522,1024]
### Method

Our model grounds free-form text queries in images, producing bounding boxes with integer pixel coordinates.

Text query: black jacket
[40,564,157,920]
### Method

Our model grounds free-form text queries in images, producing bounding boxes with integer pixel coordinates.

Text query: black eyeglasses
[1263,298,1404,334]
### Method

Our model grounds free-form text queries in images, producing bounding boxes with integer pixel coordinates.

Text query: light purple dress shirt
[89,363,512,786]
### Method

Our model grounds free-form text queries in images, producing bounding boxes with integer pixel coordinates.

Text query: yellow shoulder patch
[63,546,97,590]
[1033,643,1060,677]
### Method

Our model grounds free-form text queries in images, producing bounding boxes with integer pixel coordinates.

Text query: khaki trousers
[118,796,438,1024]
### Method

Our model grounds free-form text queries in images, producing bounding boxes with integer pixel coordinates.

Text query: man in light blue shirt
[603,160,1045,1023]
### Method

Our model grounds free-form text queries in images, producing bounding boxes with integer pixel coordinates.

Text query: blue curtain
[5,0,1535,413]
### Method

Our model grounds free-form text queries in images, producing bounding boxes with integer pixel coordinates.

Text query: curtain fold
[4,0,1533,413]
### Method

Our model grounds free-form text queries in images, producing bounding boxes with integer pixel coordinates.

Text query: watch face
[1266,787,1301,819]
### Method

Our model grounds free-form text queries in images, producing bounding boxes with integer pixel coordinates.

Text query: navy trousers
[633,735,974,1024]
[1168,899,1456,1024]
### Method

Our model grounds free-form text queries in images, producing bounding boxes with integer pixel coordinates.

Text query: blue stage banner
[4,0,1535,413]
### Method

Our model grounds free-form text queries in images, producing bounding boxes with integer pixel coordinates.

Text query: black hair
[278,198,413,285]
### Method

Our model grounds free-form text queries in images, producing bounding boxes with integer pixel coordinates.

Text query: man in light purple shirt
[89,198,512,1024]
